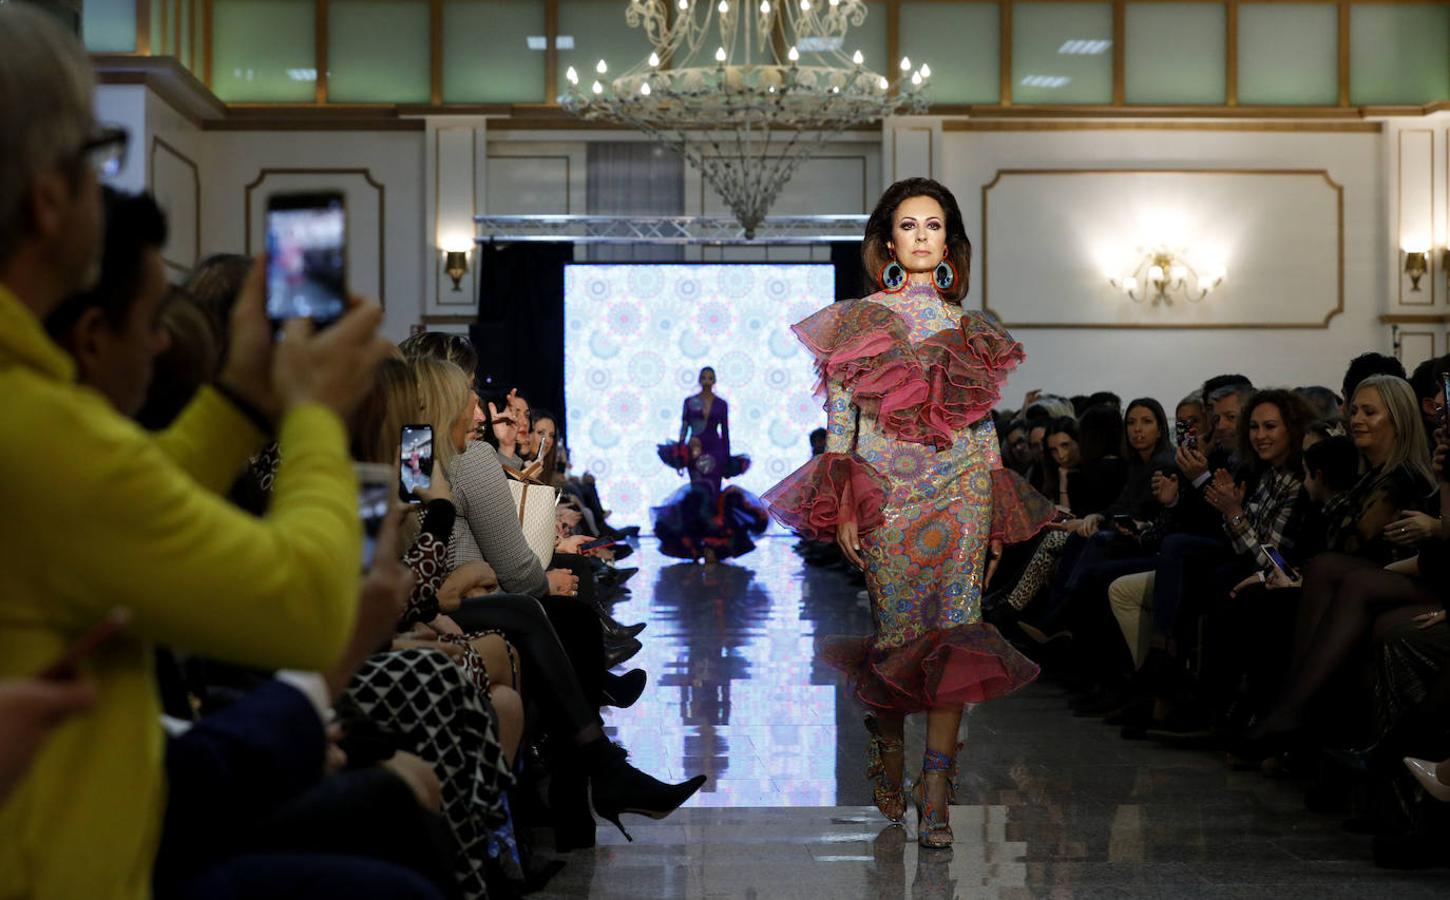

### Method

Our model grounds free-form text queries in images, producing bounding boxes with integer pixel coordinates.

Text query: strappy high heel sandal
[864,716,906,824]
[910,747,959,849]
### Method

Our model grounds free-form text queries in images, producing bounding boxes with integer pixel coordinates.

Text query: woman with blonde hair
[1237,374,1440,757]
[407,355,706,846]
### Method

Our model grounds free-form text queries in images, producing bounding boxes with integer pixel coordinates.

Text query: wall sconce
[1403,243,1429,292]
[1108,247,1223,305]
[439,235,473,292]
[444,251,469,291]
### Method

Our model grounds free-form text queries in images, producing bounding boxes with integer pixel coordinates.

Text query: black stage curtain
[831,242,866,302]
[471,242,573,427]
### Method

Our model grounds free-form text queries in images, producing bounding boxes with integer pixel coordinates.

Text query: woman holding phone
[763,178,1053,847]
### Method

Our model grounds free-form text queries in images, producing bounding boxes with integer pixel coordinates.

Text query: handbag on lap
[503,466,558,567]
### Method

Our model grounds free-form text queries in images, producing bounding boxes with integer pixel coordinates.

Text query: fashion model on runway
[764,178,1055,847]
[653,366,768,563]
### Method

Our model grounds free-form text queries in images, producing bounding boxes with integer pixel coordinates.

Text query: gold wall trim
[980,167,1345,330]
[1338,1,1350,107]
[944,119,1382,132]
[242,167,386,307]
[1381,314,1450,324]
[149,136,202,272]
[136,0,151,55]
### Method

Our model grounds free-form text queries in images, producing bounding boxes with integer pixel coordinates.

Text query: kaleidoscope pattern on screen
[564,264,836,529]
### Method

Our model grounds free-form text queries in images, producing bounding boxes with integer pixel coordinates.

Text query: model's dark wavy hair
[861,177,971,303]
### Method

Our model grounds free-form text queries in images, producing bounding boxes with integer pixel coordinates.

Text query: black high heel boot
[588,597,646,640]
[585,741,707,841]
[602,668,647,709]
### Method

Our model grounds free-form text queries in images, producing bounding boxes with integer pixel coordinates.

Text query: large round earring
[880,261,907,292]
[933,259,958,294]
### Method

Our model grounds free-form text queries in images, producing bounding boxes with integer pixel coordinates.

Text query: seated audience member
[1409,354,1450,452]
[0,23,394,890]
[45,189,464,898]
[1175,392,1209,448]
[1343,352,1407,410]
[1297,385,1344,422]
[403,353,704,847]
[1238,375,1439,755]
[1133,390,1316,738]
[1086,391,1123,413]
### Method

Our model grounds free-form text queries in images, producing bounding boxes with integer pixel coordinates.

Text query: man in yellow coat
[0,7,394,898]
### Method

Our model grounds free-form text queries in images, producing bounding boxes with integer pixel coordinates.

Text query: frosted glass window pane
[901,2,998,104]
[791,0,888,73]
[151,0,163,54]
[213,0,316,102]
[1238,4,1337,106]
[1350,5,1450,105]
[329,0,430,102]
[1013,3,1112,104]
[444,0,546,103]
[194,0,207,75]
[179,0,191,70]
[558,0,651,94]
[84,0,137,52]
[1124,3,1225,104]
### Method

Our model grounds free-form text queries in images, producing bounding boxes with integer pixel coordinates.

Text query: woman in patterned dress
[653,367,768,563]
[764,178,1054,847]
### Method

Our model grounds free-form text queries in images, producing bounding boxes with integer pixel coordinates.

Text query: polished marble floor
[549,536,1450,898]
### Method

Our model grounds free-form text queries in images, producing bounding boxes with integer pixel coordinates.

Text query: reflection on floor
[549,536,1450,898]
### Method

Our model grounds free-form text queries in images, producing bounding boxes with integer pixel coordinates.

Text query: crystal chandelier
[560,0,930,238]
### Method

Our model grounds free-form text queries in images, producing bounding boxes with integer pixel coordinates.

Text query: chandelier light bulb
[877,76,888,90]
[900,56,911,72]
[800,0,810,9]
[648,51,661,67]
[596,59,608,74]
[920,63,932,79]
[788,46,799,62]
[911,71,922,86]
[566,66,579,85]
[830,0,839,6]
[718,0,728,12]
[591,80,603,94]
[640,81,652,95]
[852,49,864,65]
[716,46,727,62]
[679,0,688,7]
[760,0,770,13]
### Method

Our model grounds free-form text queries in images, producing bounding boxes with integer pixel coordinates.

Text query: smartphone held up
[265,191,347,330]
[400,424,434,503]
[355,463,393,572]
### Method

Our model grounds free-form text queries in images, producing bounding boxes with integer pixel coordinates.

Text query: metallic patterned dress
[764,283,1054,714]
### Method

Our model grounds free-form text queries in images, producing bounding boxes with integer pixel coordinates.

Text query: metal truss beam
[474,214,866,245]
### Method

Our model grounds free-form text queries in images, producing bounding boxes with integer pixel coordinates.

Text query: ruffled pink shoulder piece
[792,298,1026,450]
[762,452,887,541]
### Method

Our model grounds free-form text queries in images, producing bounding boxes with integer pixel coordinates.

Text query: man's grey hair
[1176,392,1204,411]
[1208,382,1254,407]
[0,4,95,262]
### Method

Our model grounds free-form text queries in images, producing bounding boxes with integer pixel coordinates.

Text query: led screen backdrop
[563,263,836,530]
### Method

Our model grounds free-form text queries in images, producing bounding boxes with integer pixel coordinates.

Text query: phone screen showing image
[359,481,391,570]
[265,193,346,327]
[400,424,434,502]
[1441,372,1450,429]
[1263,544,1298,581]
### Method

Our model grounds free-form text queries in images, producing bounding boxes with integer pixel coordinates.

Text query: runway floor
[546,536,1450,898]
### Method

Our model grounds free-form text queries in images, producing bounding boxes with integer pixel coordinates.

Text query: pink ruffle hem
[821,623,1040,713]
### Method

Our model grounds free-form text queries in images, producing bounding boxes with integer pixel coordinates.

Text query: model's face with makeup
[888,195,947,275]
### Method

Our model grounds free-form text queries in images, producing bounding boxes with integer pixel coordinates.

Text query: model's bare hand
[984,539,1004,587]
[837,519,865,569]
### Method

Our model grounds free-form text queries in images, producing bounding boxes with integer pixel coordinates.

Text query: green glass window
[83,0,138,53]
[213,0,316,102]
[444,0,547,103]
[900,2,999,104]
[329,0,430,103]
[1350,4,1450,106]
[558,0,650,94]
[1238,4,1337,106]
[1125,3,1225,105]
[151,0,163,55]
[1012,3,1113,104]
